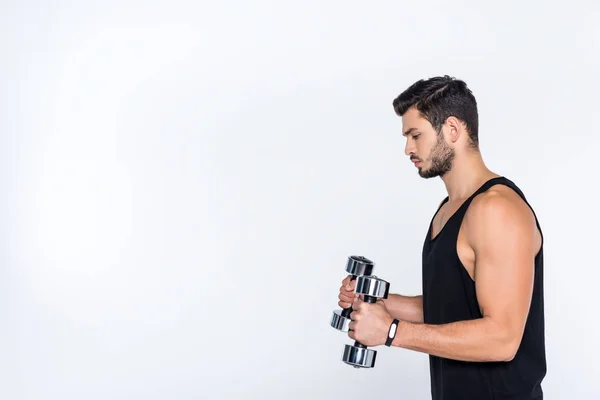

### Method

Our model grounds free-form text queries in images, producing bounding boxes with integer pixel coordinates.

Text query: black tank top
[422,177,546,400]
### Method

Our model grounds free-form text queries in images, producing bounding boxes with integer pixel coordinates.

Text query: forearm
[391,317,518,362]
[382,294,423,323]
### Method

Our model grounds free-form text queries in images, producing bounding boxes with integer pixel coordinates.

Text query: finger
[339,293,354,303]
[338,300,351,309]
[340,283,355,295]
[353,296,363,308]
[342,275,351,286]
[340,285,353,295]
[346,277,356,291]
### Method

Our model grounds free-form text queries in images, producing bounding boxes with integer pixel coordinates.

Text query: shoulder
[463,185,537,243]
[467,185,533,221]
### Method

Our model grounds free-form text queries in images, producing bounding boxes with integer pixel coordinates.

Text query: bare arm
[390,190,539,362]
[383,294,423,323]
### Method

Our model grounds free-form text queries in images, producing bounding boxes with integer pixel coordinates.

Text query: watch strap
[385,318,399,346]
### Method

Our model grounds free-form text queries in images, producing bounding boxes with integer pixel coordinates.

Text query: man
[338,76,546,399]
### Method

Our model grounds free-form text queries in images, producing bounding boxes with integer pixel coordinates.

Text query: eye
[412,134,420,140]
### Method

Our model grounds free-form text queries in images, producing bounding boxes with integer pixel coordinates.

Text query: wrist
[390,320,409,348]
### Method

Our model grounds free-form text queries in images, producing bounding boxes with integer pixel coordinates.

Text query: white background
[1,1,599,399]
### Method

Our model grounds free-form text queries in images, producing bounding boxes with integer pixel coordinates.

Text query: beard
[418,134,455,179]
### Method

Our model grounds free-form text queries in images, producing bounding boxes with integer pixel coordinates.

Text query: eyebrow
[402,128,418,136]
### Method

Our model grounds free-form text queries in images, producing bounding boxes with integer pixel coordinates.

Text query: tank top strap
[463,176,509,207]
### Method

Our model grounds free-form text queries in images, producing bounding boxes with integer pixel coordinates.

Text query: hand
[348,296,393,347]
[338,275,357,309]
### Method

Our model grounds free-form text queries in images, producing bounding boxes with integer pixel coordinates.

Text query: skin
[340,107,543,362]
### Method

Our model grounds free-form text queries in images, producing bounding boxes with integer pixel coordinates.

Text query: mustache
[410,156,421,162]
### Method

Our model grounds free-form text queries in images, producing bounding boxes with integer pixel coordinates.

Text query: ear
[444,116,462,144]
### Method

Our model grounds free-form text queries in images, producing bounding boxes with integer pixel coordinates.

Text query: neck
[440,150,499,201]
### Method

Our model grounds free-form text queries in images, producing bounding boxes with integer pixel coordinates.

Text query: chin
[418,169,440,179]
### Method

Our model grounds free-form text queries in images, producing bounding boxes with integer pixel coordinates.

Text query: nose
[404,137,415,156]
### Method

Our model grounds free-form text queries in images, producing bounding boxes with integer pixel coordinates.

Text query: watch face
[388,322,398,338]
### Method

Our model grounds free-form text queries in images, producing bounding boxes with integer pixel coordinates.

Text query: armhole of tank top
[492,180,545,248]
[503,181,545,248]
[527,204,544,248]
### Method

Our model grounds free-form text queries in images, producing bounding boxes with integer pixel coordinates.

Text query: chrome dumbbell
[341,273,390,369]
[330,255,375,333]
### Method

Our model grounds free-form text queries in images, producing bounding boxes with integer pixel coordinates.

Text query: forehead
[401,108,433,136]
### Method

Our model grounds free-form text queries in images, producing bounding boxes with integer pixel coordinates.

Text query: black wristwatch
[385,318,400,346]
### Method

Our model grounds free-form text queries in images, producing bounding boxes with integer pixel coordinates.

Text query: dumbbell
[342,273,390,368]
[330,255,375,333]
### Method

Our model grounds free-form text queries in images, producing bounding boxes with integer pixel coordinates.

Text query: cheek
[420,139,437,156]
[417,142,429,156]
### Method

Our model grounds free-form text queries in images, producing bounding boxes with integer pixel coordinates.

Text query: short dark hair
[392,75,479,148]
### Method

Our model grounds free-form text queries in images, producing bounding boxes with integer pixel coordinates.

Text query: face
[402,108,455,179]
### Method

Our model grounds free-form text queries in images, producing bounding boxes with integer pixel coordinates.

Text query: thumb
[346,277,355,290]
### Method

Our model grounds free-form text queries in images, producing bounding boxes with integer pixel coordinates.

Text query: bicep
[468,194,537,337]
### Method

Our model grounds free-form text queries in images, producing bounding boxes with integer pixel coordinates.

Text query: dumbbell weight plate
[355,275,390,299]
[345,255,374,277]
[330,309,351,332]
[342,344,377,368]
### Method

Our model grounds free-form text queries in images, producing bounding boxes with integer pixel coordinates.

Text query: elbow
[488,324,522,362]
[497,346,517,362]
[495,334,521,362]
[484,318,523,362]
